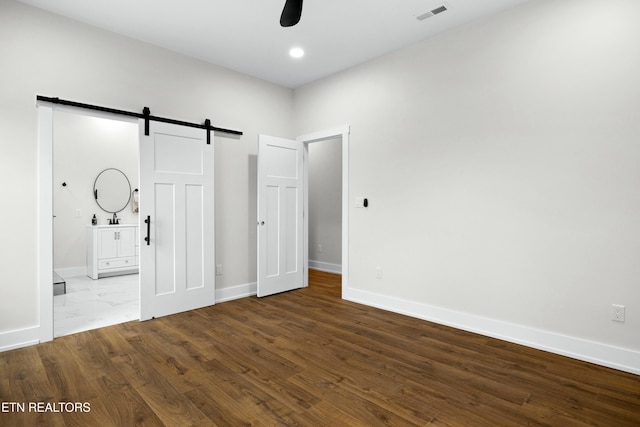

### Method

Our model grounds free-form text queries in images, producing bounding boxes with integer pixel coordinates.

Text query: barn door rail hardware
[36,95,243,141]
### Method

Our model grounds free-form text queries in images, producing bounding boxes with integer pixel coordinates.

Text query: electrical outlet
[376,266,382,279]
[216,264,223,276]
[75,209,81,218]
[611,304,625,323]
[317,244,323,254]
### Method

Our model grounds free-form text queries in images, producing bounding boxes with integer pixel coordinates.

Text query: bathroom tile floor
[54,273,139,337]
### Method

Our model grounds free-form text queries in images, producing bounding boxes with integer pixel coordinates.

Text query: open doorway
[52,109,140,337]
[307,136,342,275]
[39,99,223,342]
[300,126,350,292]
[256,126,350,297]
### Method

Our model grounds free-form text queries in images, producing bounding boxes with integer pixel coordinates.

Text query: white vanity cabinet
[87,224,139,279]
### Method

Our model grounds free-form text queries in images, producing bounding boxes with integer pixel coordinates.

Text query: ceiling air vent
[416,5,448,21]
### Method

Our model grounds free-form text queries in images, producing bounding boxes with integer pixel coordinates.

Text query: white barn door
[139,120,215,320]
[257,135,304,297]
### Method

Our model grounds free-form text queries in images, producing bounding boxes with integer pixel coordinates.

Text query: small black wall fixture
[37,96,243,140]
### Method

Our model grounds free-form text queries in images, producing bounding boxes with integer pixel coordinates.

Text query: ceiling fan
[280,0,303,27]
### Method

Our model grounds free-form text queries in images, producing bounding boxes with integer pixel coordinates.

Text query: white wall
[295,0,640,373]
[54,111,139,273]
[308,137,342,269]
[0,0,294,339]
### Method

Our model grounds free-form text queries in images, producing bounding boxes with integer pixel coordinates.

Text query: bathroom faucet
[112,212,118,225]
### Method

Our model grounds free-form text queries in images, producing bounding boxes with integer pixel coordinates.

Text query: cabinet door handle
[144,216,151,246]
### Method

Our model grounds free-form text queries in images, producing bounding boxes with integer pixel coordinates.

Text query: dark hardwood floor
[1,270,639,426]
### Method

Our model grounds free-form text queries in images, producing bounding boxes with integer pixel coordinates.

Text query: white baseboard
[0,326,40,352]
[216,282,257,303]
[309,260,342,274]
[54,266,87,278]
[343,286,640,376]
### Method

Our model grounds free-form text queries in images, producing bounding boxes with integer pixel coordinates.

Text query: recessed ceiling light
[289,47,305,58]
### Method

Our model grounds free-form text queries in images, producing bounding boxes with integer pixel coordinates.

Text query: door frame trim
[37,101,138,343]
[297,125,350,295]
[37,104,54,343]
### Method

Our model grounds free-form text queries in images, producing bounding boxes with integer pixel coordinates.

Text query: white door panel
[258,135,304,297]
[140,121,214,320]
[185,184,205,290]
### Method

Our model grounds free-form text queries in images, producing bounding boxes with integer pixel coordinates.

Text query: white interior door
[257,135,304,297]
[139,120,215,320]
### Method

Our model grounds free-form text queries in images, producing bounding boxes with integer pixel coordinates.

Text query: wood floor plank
[285,400,370,426]
[184,383,254,427]
[154,309,226,362]
[0,346,67,427]
[36,340,117,426]
[200,358,302,423]
[202,326,320,418]
[36,340,99,402]
[110,352,213,426]
[2,346,54,403]
[91,376,166,427]
[85,328,168,426]
[121,326,209,394]
[1,269,638,426]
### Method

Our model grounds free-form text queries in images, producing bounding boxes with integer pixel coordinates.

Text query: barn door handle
[144,216,151,245]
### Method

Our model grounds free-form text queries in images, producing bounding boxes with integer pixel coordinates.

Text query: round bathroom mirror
[93,168,131,213]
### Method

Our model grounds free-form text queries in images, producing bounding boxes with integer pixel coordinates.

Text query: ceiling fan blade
[280,0,303,27]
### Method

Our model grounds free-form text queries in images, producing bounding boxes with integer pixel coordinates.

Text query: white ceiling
[18,0,528,88]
